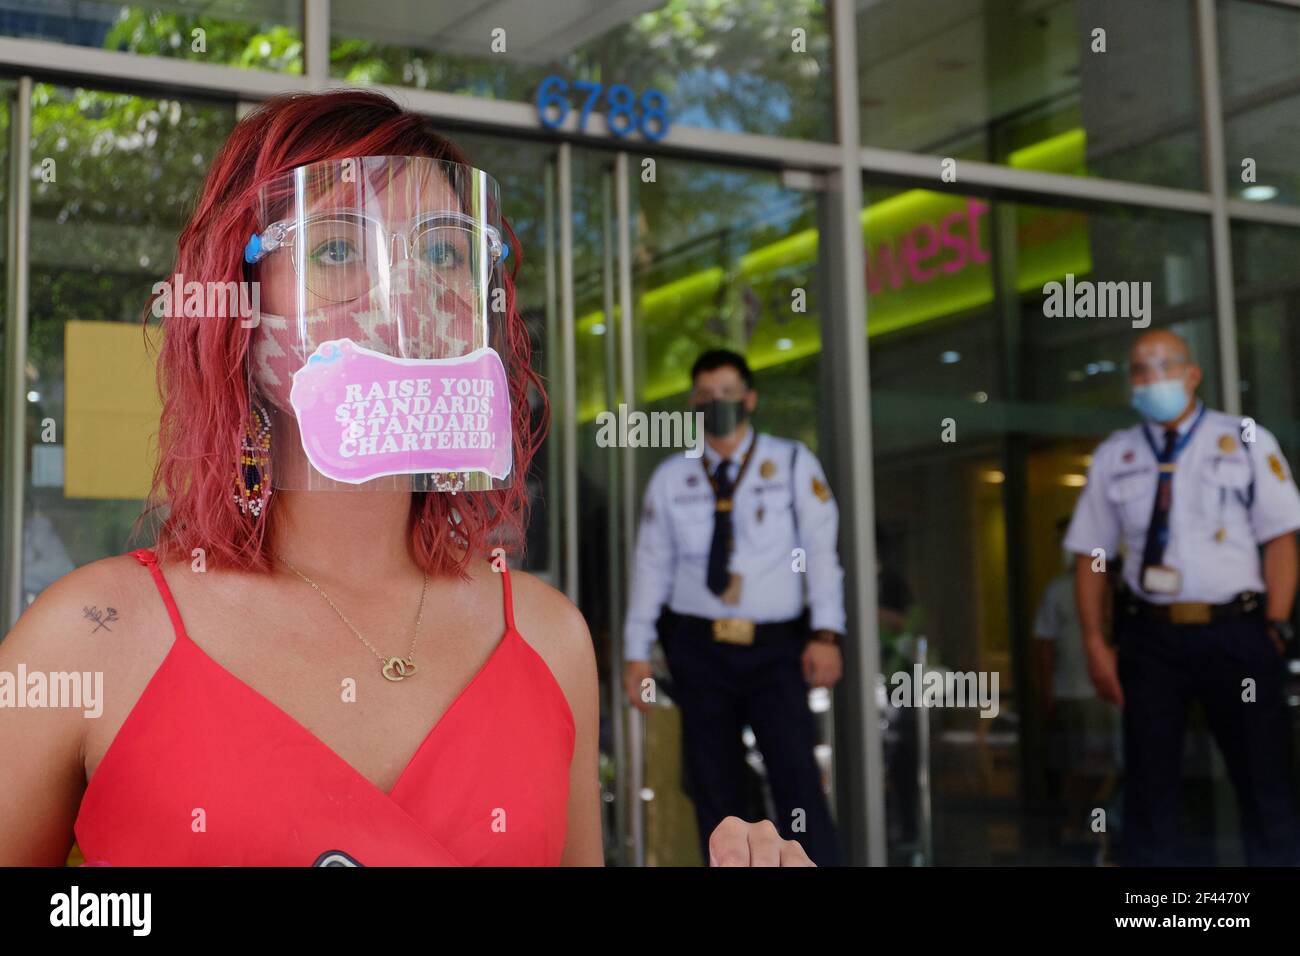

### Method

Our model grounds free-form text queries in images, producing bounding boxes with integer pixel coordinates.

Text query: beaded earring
[234,404,272,517]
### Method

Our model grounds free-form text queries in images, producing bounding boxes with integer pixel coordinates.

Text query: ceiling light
[1242,185,1278,201]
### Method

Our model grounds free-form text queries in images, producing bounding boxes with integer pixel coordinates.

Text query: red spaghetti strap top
[499,556,518,633]
[73,548,575,867]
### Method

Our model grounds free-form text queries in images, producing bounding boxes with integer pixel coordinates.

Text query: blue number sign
[535,75,670,141]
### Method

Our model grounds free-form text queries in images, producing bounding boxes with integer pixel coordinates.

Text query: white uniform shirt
[1032,572,1094,700]
[623,427,847,662]
[1064,402,1300,603]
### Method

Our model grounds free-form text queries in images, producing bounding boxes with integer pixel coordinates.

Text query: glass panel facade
[0,1,303,71]
[1236,221,1300,460]
[1233,225,1300,847]
[2,0,1299,870]
[857,0,1204,190]
[864,183,1227,863]
[1219,0,1300,204]
[22,85,235,604]
[569,149,623,863]
[330,0,834,140]
[452,132,561,578]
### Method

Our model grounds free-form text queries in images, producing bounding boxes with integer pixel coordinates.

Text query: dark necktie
[706,459,734,596]
[1140,428,1179,574]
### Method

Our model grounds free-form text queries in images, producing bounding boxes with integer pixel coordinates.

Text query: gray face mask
[695,399,749,438]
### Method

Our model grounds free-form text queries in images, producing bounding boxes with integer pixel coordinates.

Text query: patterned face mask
[251,260,479,411]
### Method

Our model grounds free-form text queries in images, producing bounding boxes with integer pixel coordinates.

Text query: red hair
[140,89,547,577]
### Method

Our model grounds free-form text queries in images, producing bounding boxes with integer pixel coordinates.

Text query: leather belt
[1119,590,1263,626]
[672,612,801,646]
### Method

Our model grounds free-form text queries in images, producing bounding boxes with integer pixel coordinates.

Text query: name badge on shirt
[1141,565,1182,595]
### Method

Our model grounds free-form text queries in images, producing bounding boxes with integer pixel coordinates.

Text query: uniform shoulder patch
[811,475,831,503]
[1269,453,1288,482]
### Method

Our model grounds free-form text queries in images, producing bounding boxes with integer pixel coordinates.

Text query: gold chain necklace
[276,554,428,683]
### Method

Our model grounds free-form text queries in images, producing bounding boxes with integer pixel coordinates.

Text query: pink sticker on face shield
[289,339,512,484]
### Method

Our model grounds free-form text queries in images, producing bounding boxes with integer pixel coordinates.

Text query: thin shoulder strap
[499,564,518,634]
[129,548,189,643]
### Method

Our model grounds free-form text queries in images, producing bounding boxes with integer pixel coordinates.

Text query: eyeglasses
[244,209,508,304]
[1129,357,1189,379]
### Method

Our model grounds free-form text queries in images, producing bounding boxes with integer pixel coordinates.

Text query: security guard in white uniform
[1066,329,1300,866]
[622,349,846,866]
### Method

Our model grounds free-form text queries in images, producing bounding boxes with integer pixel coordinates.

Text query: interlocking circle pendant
[382,656,418,682]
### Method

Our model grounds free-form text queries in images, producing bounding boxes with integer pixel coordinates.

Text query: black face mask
[695,399,749,438]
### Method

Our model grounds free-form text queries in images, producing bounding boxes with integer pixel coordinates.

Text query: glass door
[570,145,836,864]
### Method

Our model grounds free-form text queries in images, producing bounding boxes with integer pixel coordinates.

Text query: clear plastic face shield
[245,156,513,492]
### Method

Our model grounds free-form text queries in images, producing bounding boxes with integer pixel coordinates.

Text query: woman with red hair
[0,89,810,867]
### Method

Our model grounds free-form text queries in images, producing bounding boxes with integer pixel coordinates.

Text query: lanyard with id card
[1138,404,1207,595]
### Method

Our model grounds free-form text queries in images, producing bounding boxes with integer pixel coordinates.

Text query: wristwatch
[1266,619,1295,650]
[810,629,841,646]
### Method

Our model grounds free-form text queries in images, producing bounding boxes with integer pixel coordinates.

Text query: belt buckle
[1169,602,1211,626]
[712,618,755,645]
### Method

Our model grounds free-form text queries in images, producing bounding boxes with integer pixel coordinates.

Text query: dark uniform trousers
[660,611,842,866]
[1116,609,1300,865]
